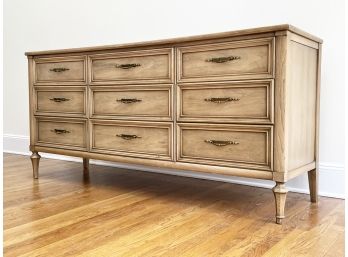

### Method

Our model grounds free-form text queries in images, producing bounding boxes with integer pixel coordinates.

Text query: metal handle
[116,98,142,104]
[205,56,241,63]
[51,129,70,134]
[116,134,142,140]
[204,139,239,146]
[49,97,70,102]
[115,63,141,69]
[204,97,240,103]
[49,67,70,72]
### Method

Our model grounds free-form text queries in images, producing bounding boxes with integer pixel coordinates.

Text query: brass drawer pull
[49,97,70,102]
[49,67,70,72]
[204,97,240,103]
[116,134,142,140]
[115,63,141,69]
[116,98,142,104]
[51,129,70,134]
[205,56,241,63]
[204,140,239,146]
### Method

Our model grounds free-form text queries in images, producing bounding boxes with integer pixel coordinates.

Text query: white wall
[4,0,345,197]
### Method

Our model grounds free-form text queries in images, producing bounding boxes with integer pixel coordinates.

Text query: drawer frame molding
[33,55,87,85]
[34,86,88,117]
[89,85,173,121]
[90,120,174,161]
[35,117,88,151]
[177,37,275,83]
[177,80,274,123]
[88,48,174,84]
[177,123,273,170]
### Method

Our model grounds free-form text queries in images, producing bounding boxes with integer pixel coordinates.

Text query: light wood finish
[177,80,273,123]
[34,86,87,116]
[34,145,273,179]
[177,123,272,170]
[273,182,288,224]
[34,56,86,84]
[89,48,174,84]
[4,154,343,257]
[274,161,316,182]
[35,117,87,150]
[90,85,173,120]
[177,37,274,82]
[91,120,173,161]
[309,42,322,205]
[287,39,318,170]
[26,25,322,224]
[30,151,41,179]
[289,32,320,49]
[273,33,288,175]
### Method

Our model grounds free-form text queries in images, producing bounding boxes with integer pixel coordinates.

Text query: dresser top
[25,24,322,56]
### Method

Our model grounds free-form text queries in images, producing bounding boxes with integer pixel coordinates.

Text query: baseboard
[3,133,345,199]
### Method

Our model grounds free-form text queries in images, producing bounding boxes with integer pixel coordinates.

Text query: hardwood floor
[3,153,344,257]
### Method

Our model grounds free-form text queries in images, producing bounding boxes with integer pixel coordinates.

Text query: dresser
[26,24,322,224]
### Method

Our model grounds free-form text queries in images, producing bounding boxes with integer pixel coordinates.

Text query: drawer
[91,121,173,160]
[35,118,87,150]
[90,85,172,121]
[90,48,174,84]
[177,38,274,82]
[177,124,272,170]
[177,80,273,123]
[34,87,86,116]
[34,56,86,84]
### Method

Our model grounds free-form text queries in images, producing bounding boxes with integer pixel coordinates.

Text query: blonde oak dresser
[26,24,322,224]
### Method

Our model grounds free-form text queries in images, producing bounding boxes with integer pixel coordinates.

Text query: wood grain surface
[27,26,323,224]
[34,56,86,84]
[177,80,273,124]
[4,153,344,257]
[35,87,86,116]
[177,123,272,170]
[89,48,174,84]
[90,85,173,120]
[177,38,274,82]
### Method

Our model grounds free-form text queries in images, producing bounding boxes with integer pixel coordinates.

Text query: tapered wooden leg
[308,168,318,203]
[272,182,288,224]
[30,151,41,179]
[83,158,89,173]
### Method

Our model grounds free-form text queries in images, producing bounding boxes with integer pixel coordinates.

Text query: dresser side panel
[287,37,318,171]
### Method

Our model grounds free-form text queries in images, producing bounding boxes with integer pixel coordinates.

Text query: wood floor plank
[19,197,225,257]
[81,200,240,257]
[261,205,343,257]
[4,187,173,248]
[3,153,345,257]
[323,229,345,257]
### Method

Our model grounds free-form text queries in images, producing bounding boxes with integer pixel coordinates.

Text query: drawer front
[91,85,172,120]
[177,38,274,82]
[90,49,174,84]
[35,56,86,84]
[36,118,87,149]
[91,121,173,160]
[177,80,273,123]
[177,124,272,170]
[35,87,86,116]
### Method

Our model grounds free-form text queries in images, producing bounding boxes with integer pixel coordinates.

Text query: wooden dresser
[26,24,322,224]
